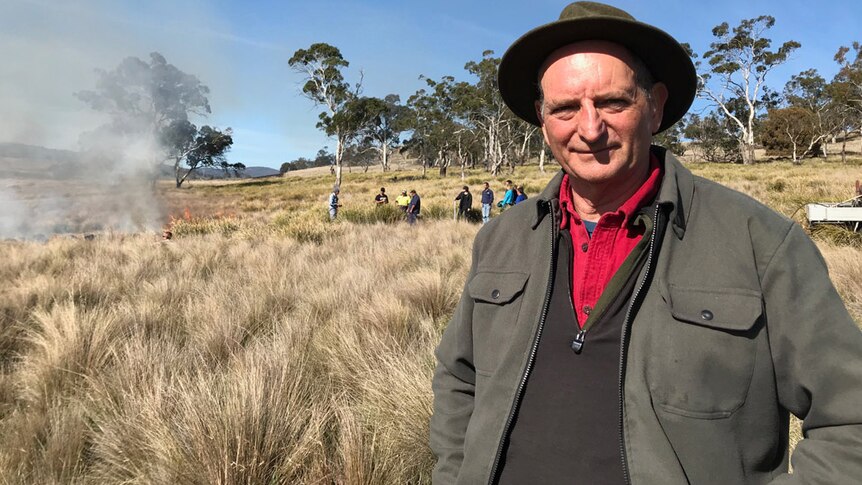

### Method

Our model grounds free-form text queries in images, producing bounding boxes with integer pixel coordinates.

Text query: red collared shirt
[559,154,663,327]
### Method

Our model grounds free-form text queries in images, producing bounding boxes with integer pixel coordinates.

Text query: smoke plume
[0,0,231,240]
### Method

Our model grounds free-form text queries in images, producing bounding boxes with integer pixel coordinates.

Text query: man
[454,186,473,221]
[480,182,494,224]
[396,190,411,212]
[374,187,389,205]
[430,3,862,485]
[498,180,516,209]
[328,186,341,220]
[407,189,421,225]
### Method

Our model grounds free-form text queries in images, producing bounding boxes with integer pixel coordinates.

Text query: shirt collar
[558,153,663,229]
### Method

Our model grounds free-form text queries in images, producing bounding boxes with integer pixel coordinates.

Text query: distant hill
[188,166,281,179]
[0,143,280,180]
[0,142,85,179]
[0,142,80,163]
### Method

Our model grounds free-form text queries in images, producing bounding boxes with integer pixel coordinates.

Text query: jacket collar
[533,146,694,239]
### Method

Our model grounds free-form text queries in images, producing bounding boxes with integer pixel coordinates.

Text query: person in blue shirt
[498,180,516,210]
[481,182,494,224]
[514,185,528,204]
[407,189,421,225]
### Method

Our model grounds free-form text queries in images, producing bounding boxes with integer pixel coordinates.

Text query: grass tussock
[2,156,860,482]
[0,221,475,484]
[810,224,862,248]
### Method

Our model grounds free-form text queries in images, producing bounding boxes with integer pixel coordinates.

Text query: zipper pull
[571,330,586,354]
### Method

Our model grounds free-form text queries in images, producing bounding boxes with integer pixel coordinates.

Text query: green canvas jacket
[430,147,862,484]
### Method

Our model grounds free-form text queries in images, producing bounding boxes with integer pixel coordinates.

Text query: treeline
[688,18,861,165]
[75,16,862,189]
[287,45,541,187]
[290,16,861,184]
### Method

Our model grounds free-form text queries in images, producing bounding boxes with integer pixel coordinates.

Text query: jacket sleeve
[763,224,862,484]
[430,242,480,484]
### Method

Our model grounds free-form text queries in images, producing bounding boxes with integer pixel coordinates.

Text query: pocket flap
[468,271,529,304]
[668,285,762,331]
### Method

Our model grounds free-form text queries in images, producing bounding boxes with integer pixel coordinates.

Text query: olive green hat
[498,1,696,133]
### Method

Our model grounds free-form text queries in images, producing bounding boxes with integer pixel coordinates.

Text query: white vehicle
[806,181,862,232]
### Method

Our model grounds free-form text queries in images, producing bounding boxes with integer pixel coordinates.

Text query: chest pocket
[652,285,762,419]
[468,271,529,375]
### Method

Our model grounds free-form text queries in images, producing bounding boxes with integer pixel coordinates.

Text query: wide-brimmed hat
[498,1,696,133]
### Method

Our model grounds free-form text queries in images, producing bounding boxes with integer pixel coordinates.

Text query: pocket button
[701,310,714,321]
[491,289,500,300]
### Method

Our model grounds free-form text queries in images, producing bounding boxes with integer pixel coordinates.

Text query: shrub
[271,211,337,244]
[419,204,448,221]
[767,179,786,193]
[810,224,862,248]
[340,204,405,224]
[171,216,240,237]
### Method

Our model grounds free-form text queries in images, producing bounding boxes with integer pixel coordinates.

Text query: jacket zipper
[565,233,585,353]
[617,204,664,485]
[487,200,557,485]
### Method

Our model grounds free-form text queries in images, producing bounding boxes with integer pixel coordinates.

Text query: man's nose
[577,104,606,143]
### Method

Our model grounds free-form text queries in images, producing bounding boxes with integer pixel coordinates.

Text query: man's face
[536,41,667,189]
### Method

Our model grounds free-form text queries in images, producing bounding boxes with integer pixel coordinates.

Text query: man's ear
[649,82,669,134]
[535,100,550,145]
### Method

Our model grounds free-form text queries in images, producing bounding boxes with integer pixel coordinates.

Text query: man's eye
[601,99,629,109]
[552,105,577,115]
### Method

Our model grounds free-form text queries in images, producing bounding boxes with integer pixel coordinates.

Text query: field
[1,157,861,484]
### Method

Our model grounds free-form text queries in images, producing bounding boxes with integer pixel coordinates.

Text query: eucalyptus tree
[834,43,862,113]
[761,107,818,164]
[683,112,741,163]
[161,120,234,187]
[459,51,540,175]
[833,42,862,160]
[354,94,411,172]
[404,76,466,176]
[695,16,800,164]
[289,43,363,187]
[76,52,213,176]
[783,69,842,158]
[653,121,687,157]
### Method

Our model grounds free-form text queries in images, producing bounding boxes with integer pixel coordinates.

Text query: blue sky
[2,0,860,168]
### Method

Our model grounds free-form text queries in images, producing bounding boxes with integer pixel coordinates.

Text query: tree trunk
[438,149,448,177]
[174,158,185,188]
[841,129,848,163]
[458,138,466,180]
[741,141,755,165]
[539,145,546,173]
[382,143,389,172]
[335,137,344,187]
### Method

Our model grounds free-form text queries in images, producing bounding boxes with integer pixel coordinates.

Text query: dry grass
[0,221,474,484]
[1,155,861,483]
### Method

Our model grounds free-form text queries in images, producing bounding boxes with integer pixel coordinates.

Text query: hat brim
[498,16,696,133]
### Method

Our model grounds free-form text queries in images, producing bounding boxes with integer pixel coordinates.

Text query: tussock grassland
[1,222,474,484]
[2,157,861,483]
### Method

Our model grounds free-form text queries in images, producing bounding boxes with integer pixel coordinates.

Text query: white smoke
[0,0,234,239]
